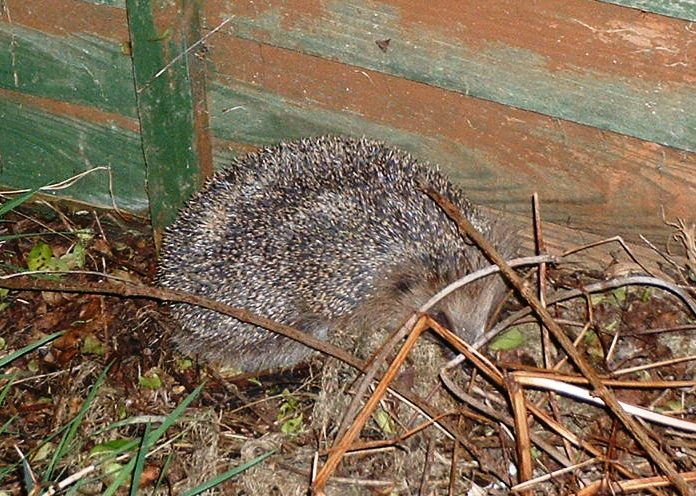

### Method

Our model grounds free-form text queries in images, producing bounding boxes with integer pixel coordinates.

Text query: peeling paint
[600,0,696,22]
[0,98,147,211]
[207,78,695,243]
[210,0,696,151]
[0,24,137,116]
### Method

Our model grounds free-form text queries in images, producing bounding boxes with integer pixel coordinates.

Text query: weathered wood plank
[81,0,125,7]
[126,0,213,238]
[205,0,695,152]
[2,0,693,252]
[501,208,685,275]
[599,0,696,21]
[64,0,696,53]
[0,22,135,117]
[0,1,147,211]
[75,0,696,23]
[2,0,128,39]
[207,37,695,245]
[0,93,147,211]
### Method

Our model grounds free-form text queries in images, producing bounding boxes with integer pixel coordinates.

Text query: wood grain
[205,0,695,152]
[0,91,147,211]
[207,37,695,245]
[126,0,212,235]
[0,0,693,251]
[0,22,135,116]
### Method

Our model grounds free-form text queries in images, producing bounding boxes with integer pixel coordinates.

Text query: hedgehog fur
[157,135,518,372]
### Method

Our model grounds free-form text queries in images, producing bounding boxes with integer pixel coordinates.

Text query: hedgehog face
[436,276,507,343]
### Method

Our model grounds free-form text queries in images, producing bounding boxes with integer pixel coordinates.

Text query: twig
[139,17,234,92]
[0,273,491,483]
[421,255,557,312]
[533,194,576,469]
[441,374,574,470]
[478,275,696,348]
[561,235,653,276]
[0,166,110,195]
[513,374,696,433]
[507,375,533,491]
[312,316,432,494]
[440,335,664,495]
[511,457,600,493]
[425,189,690,495]
[612,355,696,377]
[338,255,554,440]
[577,470,696,495]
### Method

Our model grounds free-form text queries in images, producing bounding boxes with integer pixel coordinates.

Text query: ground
[0,200,695,495]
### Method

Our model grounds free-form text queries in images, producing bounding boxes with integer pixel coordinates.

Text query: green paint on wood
[74,0,696,29]
[80,0,126,7]
[599,0,696,22]
[0,98,147,211]
[0,23,136,117]
[209,81,503,195]
[126,0,206,233]
[208,79,694,244]
[228,1,695,152]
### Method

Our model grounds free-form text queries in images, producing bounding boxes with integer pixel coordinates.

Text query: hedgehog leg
[295,313,330,341]
[231,312,331,372]
[268,313,330,369]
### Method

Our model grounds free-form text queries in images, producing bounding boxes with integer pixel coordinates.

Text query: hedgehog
[157,135,518,372]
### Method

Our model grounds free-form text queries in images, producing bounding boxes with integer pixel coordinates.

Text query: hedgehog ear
[393,273,423,296]
[393,276,413,294]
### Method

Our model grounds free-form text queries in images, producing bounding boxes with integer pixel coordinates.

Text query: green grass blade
[98,384,206,465]
[102,384,205,495]
[153,451,174,493]
[91,414,168,437]
[0,414,17,437]
[0,331,64,369]
[0,372,16,407]
[0,231,87,242]
[0,412,19,485]
[179,450,277,496]
[102,457,136,496]
[144,383,204,447]
[0,417,77,486]
[129,422,151,496]
[0,464,15,486]
[0,186,41,218]
[44,363,112,481]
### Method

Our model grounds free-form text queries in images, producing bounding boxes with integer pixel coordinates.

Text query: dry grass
[0,199,695,495]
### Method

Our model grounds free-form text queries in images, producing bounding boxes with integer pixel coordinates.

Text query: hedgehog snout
[438,281,506,343]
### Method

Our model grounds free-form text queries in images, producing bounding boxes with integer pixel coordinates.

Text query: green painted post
[126,0,212,247]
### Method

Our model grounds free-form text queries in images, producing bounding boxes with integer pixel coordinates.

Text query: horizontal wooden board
[489,207,686,276]
[0,92,147,212]
[0,22,135,117]
[66,0,696,59]
[74,0,696,28]
[205,0,695,152]
[82,0,125,6]
[0,2,145,211]
[207,36,695,245]
[3,0,128,39]
[599,0,696,21]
